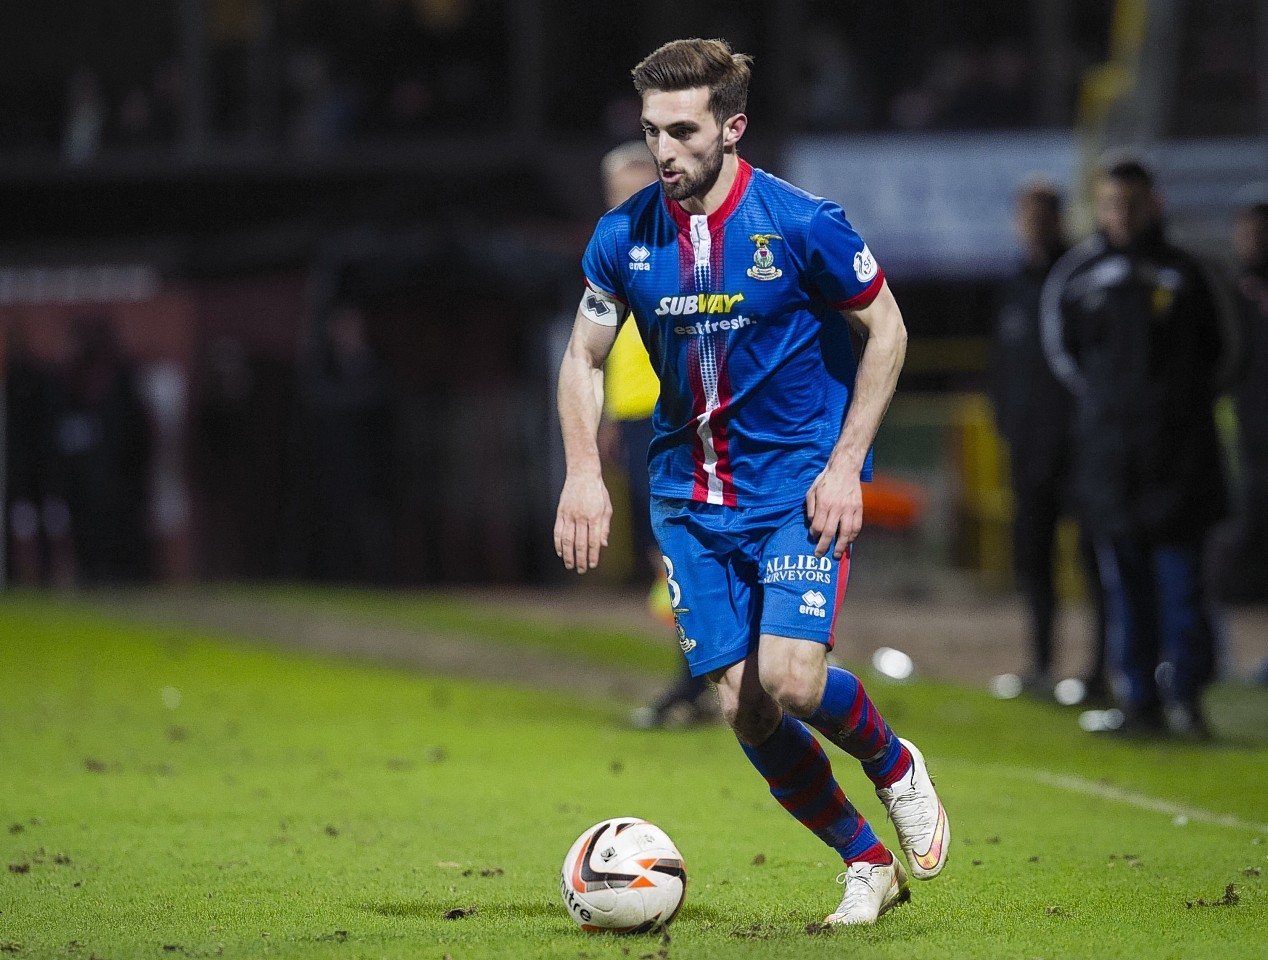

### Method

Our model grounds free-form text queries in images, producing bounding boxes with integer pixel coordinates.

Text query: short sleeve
[581,215,627,304]
[805,202,885,312]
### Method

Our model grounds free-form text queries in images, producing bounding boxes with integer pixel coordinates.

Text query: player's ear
[722,113,747,148]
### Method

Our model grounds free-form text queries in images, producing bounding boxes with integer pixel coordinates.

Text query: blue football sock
[808,666,911,788]
[740,712,889,863]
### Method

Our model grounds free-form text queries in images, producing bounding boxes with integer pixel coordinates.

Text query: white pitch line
[1030,770,1268,835]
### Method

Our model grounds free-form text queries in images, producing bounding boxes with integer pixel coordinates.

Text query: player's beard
[661,131,725,203]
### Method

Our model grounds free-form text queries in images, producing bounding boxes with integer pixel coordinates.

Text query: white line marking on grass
[1031,770,1268,834]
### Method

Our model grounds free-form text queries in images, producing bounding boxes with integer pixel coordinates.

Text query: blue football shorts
[650,496,851,678]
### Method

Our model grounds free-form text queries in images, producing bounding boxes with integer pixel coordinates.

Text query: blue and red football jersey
[583,159,883,507]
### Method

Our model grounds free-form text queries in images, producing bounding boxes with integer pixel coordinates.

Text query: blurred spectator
[115,62,182,149]
[138,362,192,581]
[286,47,360,147]
[795,22,874,131]
[116,85,157,147]
[286,0,503,140]
[3,321,73,586]
[1219,200,1268,601]
[61,66,105,164]
[192,338,294,580]
[890,40,1033,131]
[988,179,1106,702]
[1041,157,1238,738]
[979,41,1033,128]
[590,143,715,729]
[292,300,396,583]
[53,315,153,584]
[1173,4,1261,136]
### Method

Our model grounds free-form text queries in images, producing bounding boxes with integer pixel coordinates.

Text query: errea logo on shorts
[799,590,828,618]
[628,245,651,271]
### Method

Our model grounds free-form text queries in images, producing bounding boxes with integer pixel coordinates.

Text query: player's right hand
[554,475,612,574]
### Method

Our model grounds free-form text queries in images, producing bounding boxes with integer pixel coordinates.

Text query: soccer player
[554,38,949,925]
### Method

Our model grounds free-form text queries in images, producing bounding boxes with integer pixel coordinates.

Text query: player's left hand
[805,467,863,559]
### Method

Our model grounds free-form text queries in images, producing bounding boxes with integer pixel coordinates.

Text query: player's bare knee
[760,668,822,718]
[756,653,820,716]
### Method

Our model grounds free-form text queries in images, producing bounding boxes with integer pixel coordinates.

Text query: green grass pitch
[1,591,1265,959]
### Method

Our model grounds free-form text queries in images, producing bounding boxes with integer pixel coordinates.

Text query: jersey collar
[665,158,753,233]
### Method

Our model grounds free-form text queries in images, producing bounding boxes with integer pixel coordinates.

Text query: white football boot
[822,857,910,926]
[875,738,950,880]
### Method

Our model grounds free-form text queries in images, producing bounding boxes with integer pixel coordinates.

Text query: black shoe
[1119,704,1168,737]
[1080,674,1113,707]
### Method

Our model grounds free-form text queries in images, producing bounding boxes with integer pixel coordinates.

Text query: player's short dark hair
[631,38,752,126]
[1099,153,1156,190]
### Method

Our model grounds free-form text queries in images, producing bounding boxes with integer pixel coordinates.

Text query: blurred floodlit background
[0,0,1265,609]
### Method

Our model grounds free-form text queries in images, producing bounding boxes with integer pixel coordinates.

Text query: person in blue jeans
[1041,156,1239,738]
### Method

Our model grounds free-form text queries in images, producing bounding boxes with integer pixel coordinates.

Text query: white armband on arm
[579,283,626,327]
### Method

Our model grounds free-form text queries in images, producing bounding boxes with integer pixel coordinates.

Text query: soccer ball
[559,817,687,933]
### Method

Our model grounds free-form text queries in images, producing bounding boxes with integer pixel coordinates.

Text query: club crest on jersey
[746,233,783,281]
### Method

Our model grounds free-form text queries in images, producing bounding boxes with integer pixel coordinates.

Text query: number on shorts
[662,555,682,608]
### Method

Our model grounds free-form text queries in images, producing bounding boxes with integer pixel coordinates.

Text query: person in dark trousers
[53,316,153,584]
[1041,156,1238,738]
[295,301,397,583]
[989,180,1107,702]
[3,322,72,585]
[1221,200,1268,604]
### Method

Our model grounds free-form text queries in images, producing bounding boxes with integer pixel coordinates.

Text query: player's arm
[807,279,908,559]
[554,285,625,573]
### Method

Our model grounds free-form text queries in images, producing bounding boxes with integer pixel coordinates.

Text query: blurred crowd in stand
[4,1,1255,167]
[1,1,1143,160]
[3,304,399,588]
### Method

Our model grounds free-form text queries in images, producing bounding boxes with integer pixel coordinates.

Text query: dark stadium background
[1,0,1265,590]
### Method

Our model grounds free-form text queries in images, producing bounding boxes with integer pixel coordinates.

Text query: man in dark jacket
[1040,157,1236,737]
[989,180,1106,700]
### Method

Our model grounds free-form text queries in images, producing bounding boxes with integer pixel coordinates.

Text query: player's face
[1095,176,1158,248]
[641,87,728,203]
